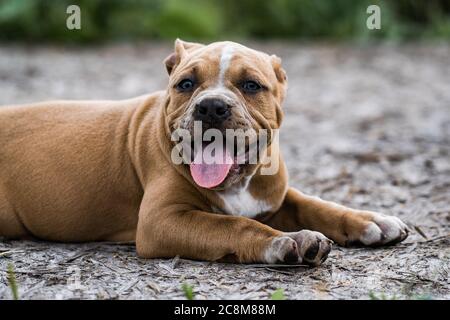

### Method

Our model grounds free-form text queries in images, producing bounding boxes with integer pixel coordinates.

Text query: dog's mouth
[190,143,235,189]
[176,110,263,189]
[188,137,254,189]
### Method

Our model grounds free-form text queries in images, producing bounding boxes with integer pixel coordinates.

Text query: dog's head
[164,39,287,190]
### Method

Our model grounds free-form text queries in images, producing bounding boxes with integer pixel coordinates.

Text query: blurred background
[0,0,449,43]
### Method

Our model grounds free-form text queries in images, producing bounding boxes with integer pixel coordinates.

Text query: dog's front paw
[263,230,332,266]
[287,230,333,266]
[335,210,409,246]
[360,213,409,246]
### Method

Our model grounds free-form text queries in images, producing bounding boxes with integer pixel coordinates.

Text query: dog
[0,40,408,266]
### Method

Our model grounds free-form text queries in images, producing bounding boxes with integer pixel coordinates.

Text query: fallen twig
[414,225,429,240]
[118,279,139,294]
[62,250,93,264]
[0,250,24,257]
[243,263,309,269]
[263,268,295,275]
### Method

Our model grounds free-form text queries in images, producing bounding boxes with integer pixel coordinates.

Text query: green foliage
[369,291,434,300]
[270,288,286,300]
[181,282,195,300]
[0,0,449,42]
[7,263,19,300]
[413,294,433,300]
[369,291,398,300]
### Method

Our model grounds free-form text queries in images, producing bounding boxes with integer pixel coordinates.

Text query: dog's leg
[261,188,409,247]
[135,195,331,265]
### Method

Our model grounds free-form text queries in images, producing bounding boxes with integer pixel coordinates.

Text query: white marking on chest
[216,179,273,218]
[218,45,235,86]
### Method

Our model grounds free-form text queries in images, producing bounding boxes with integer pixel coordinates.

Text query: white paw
[360,213,409,246]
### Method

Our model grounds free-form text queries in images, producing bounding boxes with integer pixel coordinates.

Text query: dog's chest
[215,187,272,218]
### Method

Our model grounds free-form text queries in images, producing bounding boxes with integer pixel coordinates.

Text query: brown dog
[0,40,408,266]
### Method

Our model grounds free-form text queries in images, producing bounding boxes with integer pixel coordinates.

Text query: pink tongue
[190,148,233,189]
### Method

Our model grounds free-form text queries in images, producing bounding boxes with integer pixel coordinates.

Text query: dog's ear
[178,39,204,52]
[270,55,287,106]
[164,39,204,75]
[270,55,287,83]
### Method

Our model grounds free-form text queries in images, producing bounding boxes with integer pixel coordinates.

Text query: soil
[0,42,449,299]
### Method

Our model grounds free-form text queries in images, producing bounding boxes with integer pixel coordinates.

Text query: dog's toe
[263,230,333,266]
[263,236,300,264]
[360,213,409,246]
[287,230,333,266]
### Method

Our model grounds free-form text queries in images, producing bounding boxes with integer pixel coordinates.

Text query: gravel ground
[0,42,449,300]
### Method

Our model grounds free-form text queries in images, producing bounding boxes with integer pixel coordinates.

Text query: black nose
[193,98,231,123]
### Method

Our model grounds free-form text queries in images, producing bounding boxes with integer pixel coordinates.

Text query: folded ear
[270,55,287,83]
[178,39,204,52]
[164,39,204,75]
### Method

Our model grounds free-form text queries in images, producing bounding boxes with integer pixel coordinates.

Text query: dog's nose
[194,98,231,123]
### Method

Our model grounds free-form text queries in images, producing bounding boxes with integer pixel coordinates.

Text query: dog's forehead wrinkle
[196,88,236,104]
[181,43,268,89]
[205,43,257,81]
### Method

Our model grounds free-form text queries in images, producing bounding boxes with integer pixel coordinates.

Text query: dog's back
[0,96,153,241]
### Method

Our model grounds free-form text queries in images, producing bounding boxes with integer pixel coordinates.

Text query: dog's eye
[242,80,262,93]
[176,79,195,92]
